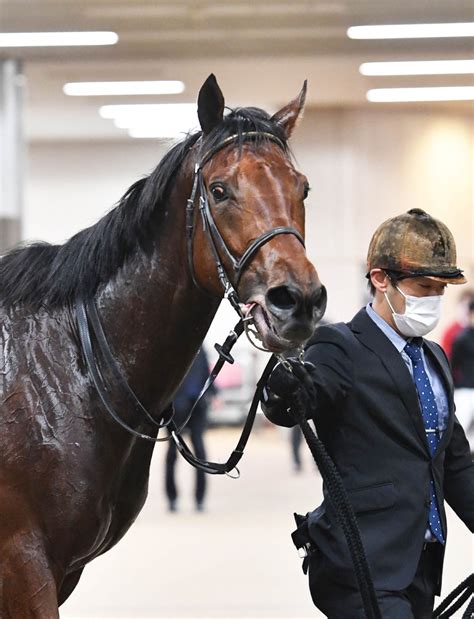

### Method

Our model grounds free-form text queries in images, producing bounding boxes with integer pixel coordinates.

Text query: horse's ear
[197,74,225,135]
[271,80,307,139]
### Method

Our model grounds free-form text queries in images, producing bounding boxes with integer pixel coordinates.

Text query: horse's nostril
[313,285,328,319]
[313,284,327,306]
[266,286,299,311]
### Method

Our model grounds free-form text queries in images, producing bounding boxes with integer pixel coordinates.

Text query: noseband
[186,131,305,312]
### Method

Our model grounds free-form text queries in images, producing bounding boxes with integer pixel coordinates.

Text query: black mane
[0,106,288,309]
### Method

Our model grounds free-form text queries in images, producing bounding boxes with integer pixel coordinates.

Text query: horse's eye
[303,183,310,200]
[210,184,228,202]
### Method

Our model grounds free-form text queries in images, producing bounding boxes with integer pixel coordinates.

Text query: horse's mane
[0,106,288,309]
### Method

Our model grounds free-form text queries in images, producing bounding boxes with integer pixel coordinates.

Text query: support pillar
[0,58,24,252]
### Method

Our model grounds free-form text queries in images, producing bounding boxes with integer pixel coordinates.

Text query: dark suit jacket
[264,308,474,592]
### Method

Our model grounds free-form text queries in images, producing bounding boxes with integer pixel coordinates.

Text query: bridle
[75,129,305,475]
[186,131,305,313]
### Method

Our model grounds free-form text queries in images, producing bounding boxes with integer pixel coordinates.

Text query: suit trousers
[308,542,442,618]
[165,401,207,507]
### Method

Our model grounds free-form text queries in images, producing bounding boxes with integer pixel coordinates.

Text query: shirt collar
[366,302,408,354]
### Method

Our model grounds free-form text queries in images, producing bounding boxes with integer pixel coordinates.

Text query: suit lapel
[350,309,429,454]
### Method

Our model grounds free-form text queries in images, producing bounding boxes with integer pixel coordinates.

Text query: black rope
[462,595,474,619]
[433,573,474,618]
[288,361,381,619]
[285,359,472,619]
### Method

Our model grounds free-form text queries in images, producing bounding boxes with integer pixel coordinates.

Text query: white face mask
[384,284,443,337]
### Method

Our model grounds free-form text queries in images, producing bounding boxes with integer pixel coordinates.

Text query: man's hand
[261,359,316,427]
[267,358,316,402]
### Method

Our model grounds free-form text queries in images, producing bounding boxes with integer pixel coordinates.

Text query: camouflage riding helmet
[366,208,466,285]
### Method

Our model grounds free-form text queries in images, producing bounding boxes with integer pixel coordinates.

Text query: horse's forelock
[202,106,289,157]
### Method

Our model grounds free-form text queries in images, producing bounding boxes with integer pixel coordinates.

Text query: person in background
[262,209,474,618]
[165,347,215,512]
[451,300,474,455]
[440,288,474,359]
[290,425,303,472]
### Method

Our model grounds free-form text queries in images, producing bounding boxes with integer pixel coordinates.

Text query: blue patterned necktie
[404,339,445,544]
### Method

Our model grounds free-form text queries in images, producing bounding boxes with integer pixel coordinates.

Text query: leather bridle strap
[76,296,237,445]
[187,130,305,299]
[197,169,304,287]
[236,227,305,276]
[76,296,275,473]
[86,297,170,430]
[168,320,245,433]
[170,353,278,474]
[198,131,285,167]
[76,298,169,443]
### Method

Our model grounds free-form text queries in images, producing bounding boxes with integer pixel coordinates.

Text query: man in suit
[262,208,474,618]
[165,347,215,512]
[451,300,474,454]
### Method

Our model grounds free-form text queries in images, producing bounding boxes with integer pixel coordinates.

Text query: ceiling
[1,0,473,141]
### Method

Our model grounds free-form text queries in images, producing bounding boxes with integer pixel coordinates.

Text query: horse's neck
[96,194,220,417]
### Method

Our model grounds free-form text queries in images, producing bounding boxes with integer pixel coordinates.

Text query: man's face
[388,276,447,315]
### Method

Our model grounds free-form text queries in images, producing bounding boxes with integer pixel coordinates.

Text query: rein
[76,294,278,474]
[75,129,299,475]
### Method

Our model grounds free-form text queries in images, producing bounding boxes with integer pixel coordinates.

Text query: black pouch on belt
[291,512,316,575]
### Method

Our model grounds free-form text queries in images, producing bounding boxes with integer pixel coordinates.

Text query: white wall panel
[24,141,170,243]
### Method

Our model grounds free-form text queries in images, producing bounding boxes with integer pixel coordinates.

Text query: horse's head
[190,75,326,353]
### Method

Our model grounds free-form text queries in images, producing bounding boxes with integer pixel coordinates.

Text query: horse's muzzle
[265,284,327,343]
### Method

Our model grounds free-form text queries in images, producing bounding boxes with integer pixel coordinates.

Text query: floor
[61,423,473,618]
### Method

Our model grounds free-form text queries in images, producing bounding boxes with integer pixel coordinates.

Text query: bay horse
[0,74,326,617]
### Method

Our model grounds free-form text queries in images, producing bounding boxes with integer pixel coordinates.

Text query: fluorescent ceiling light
[348,23,474,39]
[360,59,474,76]
[0,31,118,47]
[99,103,199,137]
[367,86,474,102]
[115,119,196,138]
[100,103,197,121]
[99,103,196,120]
[64,80,185,96]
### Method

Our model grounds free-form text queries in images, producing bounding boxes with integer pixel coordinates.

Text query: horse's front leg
[0,533,60,619]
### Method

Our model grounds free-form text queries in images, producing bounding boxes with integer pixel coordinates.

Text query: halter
[186,131,305,314]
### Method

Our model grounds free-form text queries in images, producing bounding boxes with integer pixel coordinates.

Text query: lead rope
[285,359,381,619]
[283,359,473,619]
[433,574,474,618]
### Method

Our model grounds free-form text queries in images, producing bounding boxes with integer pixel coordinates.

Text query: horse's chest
[38,434,155,572]
[80,441,155,563]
